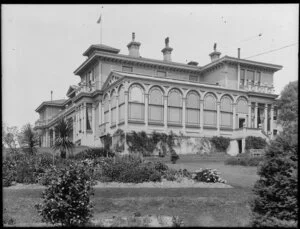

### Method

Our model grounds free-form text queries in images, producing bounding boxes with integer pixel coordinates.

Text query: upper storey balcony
[76,81,96,95]
[240,80,275,94]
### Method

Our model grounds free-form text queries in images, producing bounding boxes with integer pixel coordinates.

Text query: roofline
[35,101,66,112]
[82,45,120,56]
[74,51,202,76]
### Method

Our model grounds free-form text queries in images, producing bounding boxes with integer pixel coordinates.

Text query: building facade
[34,33,282,155]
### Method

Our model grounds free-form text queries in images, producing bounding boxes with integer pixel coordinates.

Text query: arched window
[128,84,144,121]
[110,90,117,125]
[237,97,248,114]
[168,89,182,124]
[186,91,200,125]
[103,94,109,124]
[149,87,164,123]
[118,86,125,123]
[204,93,217,127]
[220,95,233,128]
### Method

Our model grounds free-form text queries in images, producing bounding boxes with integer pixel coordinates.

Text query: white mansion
[34,33,282,154]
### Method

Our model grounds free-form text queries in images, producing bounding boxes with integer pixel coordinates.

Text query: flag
[97,14,102,24]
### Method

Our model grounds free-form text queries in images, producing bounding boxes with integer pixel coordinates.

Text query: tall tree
[251,81,298,227]
[2,123,19,154]
[52,118,74,159]
[19,123,39,155]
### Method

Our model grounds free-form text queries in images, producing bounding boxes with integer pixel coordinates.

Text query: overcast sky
[2,4,299,129]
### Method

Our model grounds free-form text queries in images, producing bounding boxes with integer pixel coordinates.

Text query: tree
[251,81,298,227]
[52,118,74,159]
[2,123,19,154]
[19,123,39,155]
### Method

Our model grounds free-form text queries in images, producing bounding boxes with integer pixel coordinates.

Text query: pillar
[270,105,274,137]
[237,64,240,89]
[248,103,251,128]
[116,96,119,127]
[53,128,56,144]
[232,103,236,129]
[200,99,204,133]
[144,93,149,128]
[108,99,111,127]
[92,104,96,132]
[164,95,168,130]
[217,101,220,134]
[46,129,49,147]
[98,101,102,125]
[254,103,258,128]
[182,97,186,133]
[124,91,129,129]
[264,104,268,132]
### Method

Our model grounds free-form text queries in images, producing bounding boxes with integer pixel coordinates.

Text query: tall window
[118,86,125,123]
[129,84,144,121]
[122,66,133,72]
[149,87,164,123]
[204,93,217,127]
[110,90,117,126]
[186,91,200,125]
[86,104,92,131]
[103,94,109,123]
[220,96,233,128]
[247,70,255,85]
[257,72,261,85]
[240,69,245,85]
[157,71,167,77]
[237,97,248,114]
[168,89,182,124]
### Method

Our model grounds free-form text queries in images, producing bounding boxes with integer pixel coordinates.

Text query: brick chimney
[209,42,221,62]
[127,32,141,57]
[161,37,173,62]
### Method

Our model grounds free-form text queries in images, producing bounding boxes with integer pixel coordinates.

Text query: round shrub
[149,171,162,182]
[162,168,178,181]
[74,147,114,160]
[153,161,169,173]
[170,150,179,164]
[245,136,267,150]
[210,136,230,152]
[36,161,95,227]
[192,168,226,183]
[2,159,17,187]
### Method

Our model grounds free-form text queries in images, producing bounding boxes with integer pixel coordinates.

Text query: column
[217,101,220,134]
[264,104,268,132]
[83,103,87,133]
[108,99,112,127]
[244,70,247,87]
[182,97,186,133]
[124,91,129,129]
[45,129,49,147]
[98,101,102,125]
[232,103,236,130]
[81,104,84,133]
[254,103,258,128]
[163,95,168,130]
[200,99,204,133]
[92,104,96,132]
[116,96,119,127]
[72,116,76,142]
[53,128,56,144]
[270,105,274,137]
[248,103,251,128]
[144,93,149,128]
[237,64,240,89]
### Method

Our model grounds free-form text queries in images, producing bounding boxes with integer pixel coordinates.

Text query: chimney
[238,48,241,59]
[161,37,173,61]
[187,61,198,66]
[209,42,221,62]
[51,90,53,101]
[127,32,141,57]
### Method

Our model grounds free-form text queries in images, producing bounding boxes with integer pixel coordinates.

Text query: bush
[153,161,169,173]
[210,136,230,152]
[36,161,95,227]
[161,168,178,181]
[224,155,263,167]
[192,168,226,183]
[74,147,114,160]
[2,159,17,187]
[245,136,267,150]
[170,150,179,164]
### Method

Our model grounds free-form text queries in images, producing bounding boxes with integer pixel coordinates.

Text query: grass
[3,157,259,227]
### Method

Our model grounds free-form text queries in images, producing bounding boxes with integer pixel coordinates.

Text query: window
[204,93,217,127]
[240,69,245,85]
[273,107,278,121]
[273,129,278,135]
[122,66,133,72]
[118,86,125,122]
[149,87,164,123]
[129,84,144,121]
[220,96,233,128]
[247,70,255,85]
[110,90,117,125]
[103,94,109,123]
[186,91,200,125]
[189,75,198,82]
[168,89,182,124]
[86,104,92,131]
[157,70,167,77]
[257,72,261,85]
[237,97,248,114]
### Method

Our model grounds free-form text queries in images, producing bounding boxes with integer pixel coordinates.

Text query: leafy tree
[251,81,298,227]
[2,123,19,154]
[52,118,74,159]
[19,123,39,155]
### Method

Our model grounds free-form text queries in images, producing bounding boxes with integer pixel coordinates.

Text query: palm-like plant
[19,123,39,155]
[52,118,74,159]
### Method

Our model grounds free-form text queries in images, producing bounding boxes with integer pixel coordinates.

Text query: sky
[2,4,299,129]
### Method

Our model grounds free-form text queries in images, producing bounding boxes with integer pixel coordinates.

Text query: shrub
[162,168,178,181]
[224,155,263,167]
[170,150,179,164]
[37,166,60,186]
[153,161,169,173]
[210,136,230,152]
[192,168,226,183]
[149,171,162,182]
[245,136,267,150]
[36,161,95,227]
[2,158,17,187]
[74,147,114,160]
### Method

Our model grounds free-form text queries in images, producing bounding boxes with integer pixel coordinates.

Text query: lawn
[3,158,259,227]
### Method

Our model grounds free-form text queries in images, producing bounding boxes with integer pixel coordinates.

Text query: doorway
[239,118,245,128]
[237,140,242,154]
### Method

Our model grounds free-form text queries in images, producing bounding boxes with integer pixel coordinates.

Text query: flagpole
[100,16,102,44]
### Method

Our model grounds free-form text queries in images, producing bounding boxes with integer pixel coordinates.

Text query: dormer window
[189,75,198,82]
[157,70,167,77]
[122,66,133,73]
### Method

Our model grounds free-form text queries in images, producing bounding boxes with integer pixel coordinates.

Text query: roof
[83,44,120,57]
[66,85,79,97]
[35,99,67,112]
